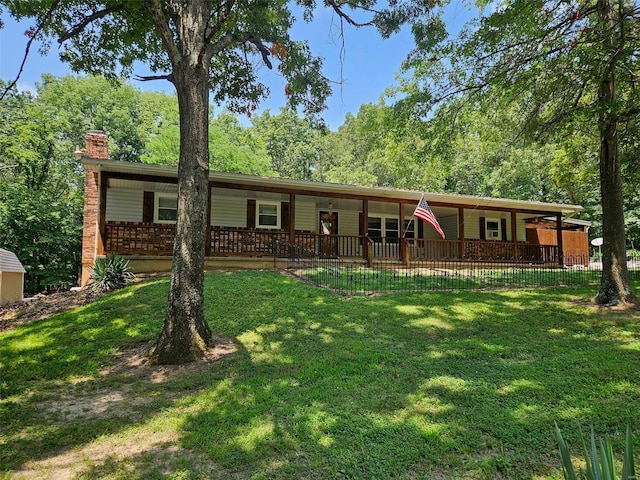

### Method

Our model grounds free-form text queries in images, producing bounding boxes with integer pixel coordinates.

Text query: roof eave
[82,158,583,214]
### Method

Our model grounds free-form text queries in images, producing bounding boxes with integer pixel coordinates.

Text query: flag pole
[402,217,415,238]
[403,193,423,238]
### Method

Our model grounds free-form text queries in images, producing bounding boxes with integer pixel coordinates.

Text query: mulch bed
[0,289,107,332]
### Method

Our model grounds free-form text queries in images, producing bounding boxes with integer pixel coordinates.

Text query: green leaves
[88,254,135,293]
[555,423,636,480]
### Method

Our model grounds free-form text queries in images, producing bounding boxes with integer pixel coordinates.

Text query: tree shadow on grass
[170,275,640,479]
[2,272,639,479]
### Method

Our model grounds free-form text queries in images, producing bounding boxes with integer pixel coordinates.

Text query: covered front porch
[82,158,584,284]
[102,222,561,265]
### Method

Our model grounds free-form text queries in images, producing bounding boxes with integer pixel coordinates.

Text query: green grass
[1,272,639,479]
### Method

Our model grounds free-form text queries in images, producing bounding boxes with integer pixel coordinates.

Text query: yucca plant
[555,423,636,480]
[88,253,135,292]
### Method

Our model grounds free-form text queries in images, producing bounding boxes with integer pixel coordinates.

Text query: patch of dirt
[570,297,640,312]
[103,336,238,383]
[42,336,237,423]
[4,280,239,480]
[0,288,107,331]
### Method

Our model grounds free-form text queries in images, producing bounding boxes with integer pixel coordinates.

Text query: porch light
[328,202,333,214]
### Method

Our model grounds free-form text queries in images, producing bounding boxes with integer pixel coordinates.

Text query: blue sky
[0,5,473,129]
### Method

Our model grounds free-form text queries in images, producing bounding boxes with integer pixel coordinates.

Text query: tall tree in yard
[1,0,433,363]
[398,0,639,305]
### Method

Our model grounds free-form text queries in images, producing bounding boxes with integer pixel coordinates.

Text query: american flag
[413,194,445,239]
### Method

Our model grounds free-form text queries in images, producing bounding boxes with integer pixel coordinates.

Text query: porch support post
[98,171,107,255]
[510,209,518,261]
[362,198,369,261]
[399,201,407,263]
[205,182,212,256]
[458,207,465,260]
[289,193,296,244]
[556,213,564,266]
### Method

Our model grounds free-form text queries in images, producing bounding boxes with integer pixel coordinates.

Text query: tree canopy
[395,0,639,304]
[1,0,437,363]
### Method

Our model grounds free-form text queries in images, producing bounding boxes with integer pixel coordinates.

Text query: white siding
[105,188,143,222]
[515,214,527,242]
[462,210,527,241]
[430,214,457,240]
[464,210,481,240]
[295,201,317,231]
[210,195,246,227]
[339,209,360,236]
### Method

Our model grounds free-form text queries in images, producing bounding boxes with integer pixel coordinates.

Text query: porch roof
[83,158,583,215]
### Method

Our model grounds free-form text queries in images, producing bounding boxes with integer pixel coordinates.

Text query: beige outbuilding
[0,248,26,305]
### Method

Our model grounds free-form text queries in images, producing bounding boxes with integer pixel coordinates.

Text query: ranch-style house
[80,131,589,286]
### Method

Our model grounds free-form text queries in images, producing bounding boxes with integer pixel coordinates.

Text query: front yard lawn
[1,272,639,479]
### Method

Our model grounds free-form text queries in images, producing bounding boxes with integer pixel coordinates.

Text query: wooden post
[289,193,296,244]
[205,182,212,256]
[458,207,465,260]
[511,209,518,261]
[362,198,369,261]
[399,201,406,262]
[556,213,564,266]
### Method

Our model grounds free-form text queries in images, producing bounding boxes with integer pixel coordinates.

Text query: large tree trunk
[147,3,214,364]
[594,0,637,306]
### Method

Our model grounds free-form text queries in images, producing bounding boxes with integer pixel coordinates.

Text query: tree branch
[205,0,235,42]
[248,37,272,69]
[618,106,640,122]
[144,0,182,65]
[134,74,173,82]
[326,0,374,28]
[57,5,126,44]
[0,0,61,102]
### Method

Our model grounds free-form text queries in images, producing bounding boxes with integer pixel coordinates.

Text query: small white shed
[0,248,26,305]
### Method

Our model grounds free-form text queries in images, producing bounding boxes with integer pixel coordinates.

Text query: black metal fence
[285,249,640,295]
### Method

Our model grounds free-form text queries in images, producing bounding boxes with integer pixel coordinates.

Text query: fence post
[556,214,564,266]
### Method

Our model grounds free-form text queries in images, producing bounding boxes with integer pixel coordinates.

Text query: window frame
[256,201,281,229]
[154,193,178,224]
[485,218,502,240]
[368,215,403,243]
[403,219,415,239]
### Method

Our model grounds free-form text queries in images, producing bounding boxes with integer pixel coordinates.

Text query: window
[486,218,501,239]
[257,201,280,229]
[155,194,178,223]
[403,219,415,239]
[367,217,383,242]
[385,218,399,243]
[368,216,402,243]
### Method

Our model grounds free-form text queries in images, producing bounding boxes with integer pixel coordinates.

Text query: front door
[319,211,338,256]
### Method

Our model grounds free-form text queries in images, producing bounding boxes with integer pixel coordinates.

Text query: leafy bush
[555,423,635,480]
[88,254,135,292]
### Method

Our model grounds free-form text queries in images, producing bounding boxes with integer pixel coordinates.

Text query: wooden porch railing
[103,222,561,265]
[104,222,175,255]
[406,238,461,260]
[209,227,294,256]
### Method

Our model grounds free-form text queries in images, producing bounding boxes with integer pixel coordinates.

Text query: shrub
[88,254,135,292]
[555,423,635,480]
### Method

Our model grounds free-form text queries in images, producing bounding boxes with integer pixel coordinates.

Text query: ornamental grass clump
[555,423,635,480]
[88,253,135,292]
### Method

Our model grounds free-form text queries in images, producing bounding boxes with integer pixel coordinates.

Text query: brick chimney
[80,130,108,286]
[84,130,109,159]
